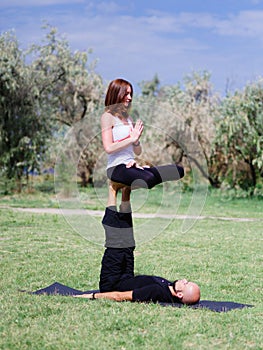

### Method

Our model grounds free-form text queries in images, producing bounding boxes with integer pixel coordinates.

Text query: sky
[1,0,263,95]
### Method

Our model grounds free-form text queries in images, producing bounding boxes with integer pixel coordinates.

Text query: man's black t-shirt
[116,275,181,304]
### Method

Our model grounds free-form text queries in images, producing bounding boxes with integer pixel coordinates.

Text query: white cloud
[138,9,263,39]
[214,11,263,37]
[94,1,127,14]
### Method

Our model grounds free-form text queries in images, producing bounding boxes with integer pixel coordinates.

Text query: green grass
[0,192,263,349]
[1,184,263,219]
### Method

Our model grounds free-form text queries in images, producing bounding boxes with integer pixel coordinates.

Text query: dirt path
[10,207,262,222]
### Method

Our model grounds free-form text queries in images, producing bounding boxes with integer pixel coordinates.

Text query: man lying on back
[75,275,200,305]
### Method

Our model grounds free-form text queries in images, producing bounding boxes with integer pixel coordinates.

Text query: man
[74,276,200,305]
[94,184,200,306]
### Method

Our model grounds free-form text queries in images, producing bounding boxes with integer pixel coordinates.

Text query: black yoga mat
[25,282,253,313]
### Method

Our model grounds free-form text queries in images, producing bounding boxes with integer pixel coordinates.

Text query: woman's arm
[101,112,143,154]
[74,290,133,302]
[101,112,134,154]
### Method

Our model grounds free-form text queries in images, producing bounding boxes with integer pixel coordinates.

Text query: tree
[0,31,52,192]
[138,74,160,97]
[30,25,104,188]
[0,26,104,192]
[141,71,220,187]
[214,79,263,193]
[167,71,219,187]
[31,25,103,127]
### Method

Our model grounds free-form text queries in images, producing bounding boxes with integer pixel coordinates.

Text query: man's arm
[74,284,166,303]
[74,291,133,302]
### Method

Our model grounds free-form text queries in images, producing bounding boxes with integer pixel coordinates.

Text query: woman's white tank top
[107,116,134,169]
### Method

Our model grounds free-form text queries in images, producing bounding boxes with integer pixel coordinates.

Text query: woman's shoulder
[101,111,114,119]
[101,111,115,125]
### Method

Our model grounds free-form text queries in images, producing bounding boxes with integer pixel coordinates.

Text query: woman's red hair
[105,78,133,106]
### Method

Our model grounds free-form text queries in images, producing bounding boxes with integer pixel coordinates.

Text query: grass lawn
[0,189,262,349]
[1,183,263,218]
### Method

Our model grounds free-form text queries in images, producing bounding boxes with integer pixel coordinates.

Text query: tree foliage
[30,25,103,126]
[213,79,263,192]
[133,72,262,195]
[30,25,104,188]
[164,71,220,187]
[0,26,103,192]
[134,71,220,189]
[0,31,52,191]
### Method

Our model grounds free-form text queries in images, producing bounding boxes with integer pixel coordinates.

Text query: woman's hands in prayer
[130,119,143,144]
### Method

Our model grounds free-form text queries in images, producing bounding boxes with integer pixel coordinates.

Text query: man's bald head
[172,279,201,305]
[181,282,200,305]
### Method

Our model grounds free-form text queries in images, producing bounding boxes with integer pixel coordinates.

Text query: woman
[101,78,184,208]
[101,78,143,209]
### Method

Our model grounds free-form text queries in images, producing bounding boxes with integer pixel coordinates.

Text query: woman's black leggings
[107,163,184,189]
